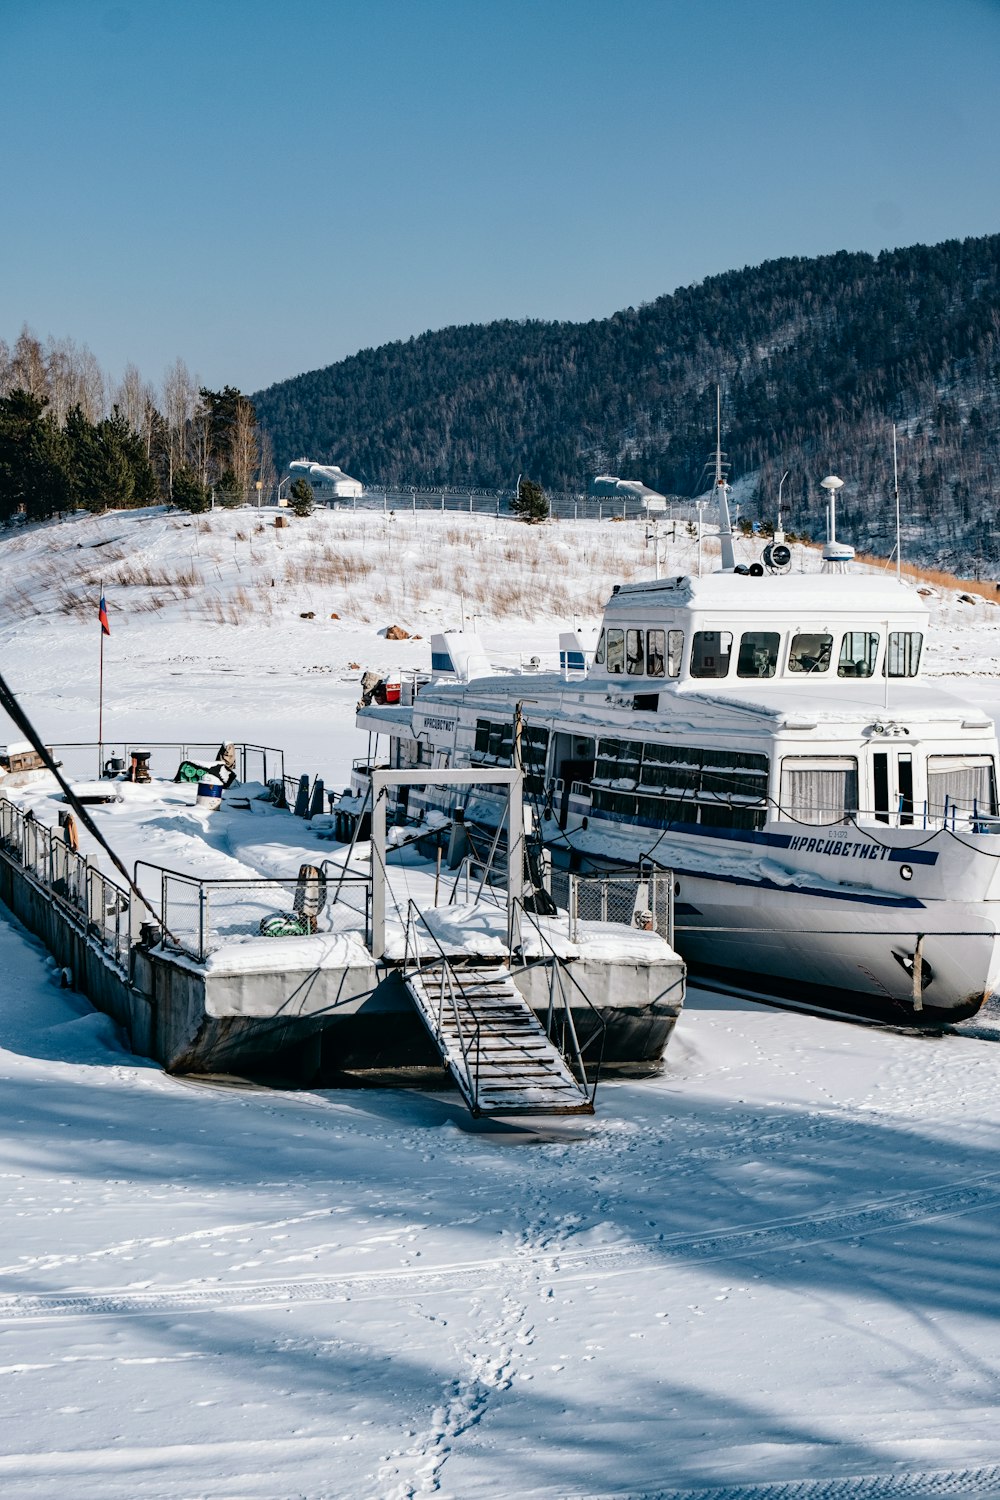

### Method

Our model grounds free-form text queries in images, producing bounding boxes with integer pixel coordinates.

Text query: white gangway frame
[370,766,525,960]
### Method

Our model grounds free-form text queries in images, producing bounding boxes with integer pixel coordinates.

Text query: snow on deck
[2,771,678,969]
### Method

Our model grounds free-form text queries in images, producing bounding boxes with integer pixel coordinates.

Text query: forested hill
[253,234,1000,568]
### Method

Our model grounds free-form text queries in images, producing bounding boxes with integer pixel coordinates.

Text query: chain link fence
[549,868,674,946]
[338,487,703,526]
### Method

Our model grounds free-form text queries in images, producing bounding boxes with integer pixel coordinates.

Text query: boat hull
[665,870,994,1024]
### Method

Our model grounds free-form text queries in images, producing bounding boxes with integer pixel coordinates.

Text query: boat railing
[783,799,1000,835]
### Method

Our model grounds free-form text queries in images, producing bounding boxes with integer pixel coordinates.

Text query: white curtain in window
[927,755,997,818]
[780,758,858,825]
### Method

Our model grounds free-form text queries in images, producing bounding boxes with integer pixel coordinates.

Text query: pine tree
[289,477,314,517]
[511,477,547,522]
[172,465,211,513]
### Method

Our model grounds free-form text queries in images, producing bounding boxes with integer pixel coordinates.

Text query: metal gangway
[402,905,595,1118]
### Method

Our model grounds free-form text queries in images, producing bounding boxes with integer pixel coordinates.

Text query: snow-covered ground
[2,506,1000,1498]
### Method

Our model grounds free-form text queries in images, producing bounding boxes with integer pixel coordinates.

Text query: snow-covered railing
[134,861,372,964]
[0,795,135,970]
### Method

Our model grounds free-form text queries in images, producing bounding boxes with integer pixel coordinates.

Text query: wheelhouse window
[626,629,645,676]
[594,629,606,665]
[788,632,833,674]
[838,632,879,678]
[884,631,923,678]
[606,627,624,674]
[690,630,733,679]
[737,631,780,678]
[667,629,684,677]
[927,755,997,821]
[646,629,665,677]
[780,756,858,825]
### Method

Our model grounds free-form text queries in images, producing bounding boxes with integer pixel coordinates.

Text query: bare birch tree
[230,395,259,500]
[46,337,106,424]
[257,427,278,504]
[11,327,48,400]
[114,361,158,455]
[161,357,197,494]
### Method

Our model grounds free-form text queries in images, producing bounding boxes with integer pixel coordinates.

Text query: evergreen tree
[289,477,314,517]
[511,477,547,522]
[0,390,72,522]
[171,465,211,513]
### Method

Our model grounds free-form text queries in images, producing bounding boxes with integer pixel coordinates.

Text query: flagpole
[98,579,104,778]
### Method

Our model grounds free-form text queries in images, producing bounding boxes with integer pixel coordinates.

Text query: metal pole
[98,579,105,778]
[371,781,387,959]
[893,424,901,583]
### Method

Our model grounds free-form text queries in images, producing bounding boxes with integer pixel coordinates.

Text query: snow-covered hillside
[3,504,1000,783]
[2,506,1000,1499]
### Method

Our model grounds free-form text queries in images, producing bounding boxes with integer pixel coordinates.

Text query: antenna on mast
[713,384,737,572]
[775,470,789,544]
[820,474,854,573]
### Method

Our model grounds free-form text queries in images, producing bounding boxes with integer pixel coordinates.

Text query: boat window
[646,629,665,678]
[606,627,625,674]
[737,631,780,678]
[472,719,549,793]
[590,741,769,832]
[788,632,833,674]
[883,631,923,678]
[927,755,997,821]
[780,756,858,825]
[594,629,606,665]
[690,630,733,679]
[626,629,645,676]
[667,629,684,677]
[837,632,879,678]
[595,737,643,789]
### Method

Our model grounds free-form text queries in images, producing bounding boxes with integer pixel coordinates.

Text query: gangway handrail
[507,896,607,1106]
[402,899,484,1111]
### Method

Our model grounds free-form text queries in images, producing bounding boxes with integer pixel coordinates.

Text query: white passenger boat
[354,477,1000,1027]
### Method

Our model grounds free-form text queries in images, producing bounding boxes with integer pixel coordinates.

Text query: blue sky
[4,0,999,396]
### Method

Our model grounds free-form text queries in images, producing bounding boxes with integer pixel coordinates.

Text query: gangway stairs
[404,958,595,1117]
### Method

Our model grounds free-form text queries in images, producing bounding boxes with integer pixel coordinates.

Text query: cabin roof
[604,572,928,617]
[394,672,987,733]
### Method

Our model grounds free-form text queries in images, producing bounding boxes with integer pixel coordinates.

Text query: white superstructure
[354,515,1000,1025]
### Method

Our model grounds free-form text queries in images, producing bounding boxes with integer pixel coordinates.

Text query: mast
[893,424,901,583]
[713,385,737,572]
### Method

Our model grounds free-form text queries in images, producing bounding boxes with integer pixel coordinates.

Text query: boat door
[872,749,914,826]
[553,732,595,830]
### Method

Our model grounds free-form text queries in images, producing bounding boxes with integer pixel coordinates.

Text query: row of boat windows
[471,719,549,794]
[467,720,997,833]
[590,738,770,832]
[594,626,924,679]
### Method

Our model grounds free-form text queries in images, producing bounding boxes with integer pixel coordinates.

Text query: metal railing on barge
[134,860,371,965]
[46,741,286,786]
[0,796,134,969]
